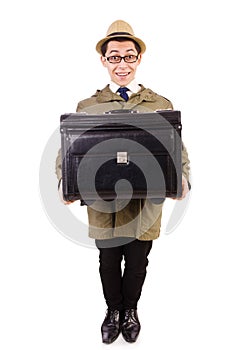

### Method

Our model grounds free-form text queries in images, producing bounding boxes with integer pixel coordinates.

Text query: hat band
[107,31,132,37]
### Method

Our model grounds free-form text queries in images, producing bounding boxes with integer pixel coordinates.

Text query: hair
[101,37,141,56]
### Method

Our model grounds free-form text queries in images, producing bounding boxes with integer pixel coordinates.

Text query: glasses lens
[108,56,121,63]
[124,55,138,63]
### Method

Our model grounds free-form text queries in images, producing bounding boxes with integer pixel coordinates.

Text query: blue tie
[117,87,129,101]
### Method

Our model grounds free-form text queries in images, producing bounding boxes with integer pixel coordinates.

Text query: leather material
[60,110,182,202]
[121,309,141,343]
[101,309,121,344]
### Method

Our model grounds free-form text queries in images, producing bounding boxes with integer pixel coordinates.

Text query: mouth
[116,72,130,77]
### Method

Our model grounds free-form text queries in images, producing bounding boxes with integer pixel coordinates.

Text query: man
[56,20,190,344]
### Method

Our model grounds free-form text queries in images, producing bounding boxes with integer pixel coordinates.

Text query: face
[100,40,142,86]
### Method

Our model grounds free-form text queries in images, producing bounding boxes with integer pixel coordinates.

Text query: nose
[118,58,128,69]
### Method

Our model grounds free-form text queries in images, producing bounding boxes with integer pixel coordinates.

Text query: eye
[124,55,138,63]
[111,56,120,61]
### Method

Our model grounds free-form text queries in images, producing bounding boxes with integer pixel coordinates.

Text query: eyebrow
[108,48,136,54]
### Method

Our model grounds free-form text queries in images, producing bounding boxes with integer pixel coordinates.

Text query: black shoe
[101,309,121,344]
[121,309,141,343]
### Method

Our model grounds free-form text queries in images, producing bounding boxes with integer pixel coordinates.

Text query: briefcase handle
[104,109,139,114]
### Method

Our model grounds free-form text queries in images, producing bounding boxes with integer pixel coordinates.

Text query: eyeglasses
[105,55,139,64]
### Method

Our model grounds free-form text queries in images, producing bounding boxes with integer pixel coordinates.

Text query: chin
[115,78,132,86]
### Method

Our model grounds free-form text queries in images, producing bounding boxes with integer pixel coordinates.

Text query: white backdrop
[1,0,232,349]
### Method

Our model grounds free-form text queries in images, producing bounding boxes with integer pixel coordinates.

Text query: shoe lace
[124,309,137,322]
[106,309,119,323]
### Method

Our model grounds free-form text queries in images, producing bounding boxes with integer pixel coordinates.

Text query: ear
[137,54,142,65]
[100,56,107,67]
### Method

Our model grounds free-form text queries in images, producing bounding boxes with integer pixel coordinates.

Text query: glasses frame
[105,55,139,64]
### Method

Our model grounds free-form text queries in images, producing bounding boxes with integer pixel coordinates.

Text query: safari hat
[96,20,146,54]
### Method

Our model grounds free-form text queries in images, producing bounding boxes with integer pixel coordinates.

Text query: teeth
[116,73,128,76]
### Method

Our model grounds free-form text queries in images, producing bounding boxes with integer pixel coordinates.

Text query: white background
[1,0,232,349]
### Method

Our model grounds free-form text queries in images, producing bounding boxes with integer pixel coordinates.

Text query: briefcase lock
[117,152,128,164]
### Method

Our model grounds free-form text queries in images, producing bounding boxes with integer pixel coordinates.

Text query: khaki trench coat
[56,85,190,241]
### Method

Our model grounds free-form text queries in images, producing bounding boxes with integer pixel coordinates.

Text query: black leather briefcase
[60,110,182,202]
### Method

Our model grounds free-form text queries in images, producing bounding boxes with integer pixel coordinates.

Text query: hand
[58,179,74,205]
[178,175,189,200]
[62,199,74,205]
[172,176,189,200]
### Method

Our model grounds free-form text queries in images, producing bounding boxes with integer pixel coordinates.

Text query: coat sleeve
[159,98,191,188]
[168,100,191,187]
[55,101,88,191]
[182,142,191,187]
[165,100,191,185]
[55,148,62,184]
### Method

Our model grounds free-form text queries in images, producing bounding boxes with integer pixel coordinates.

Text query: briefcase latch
[117,152,128,164]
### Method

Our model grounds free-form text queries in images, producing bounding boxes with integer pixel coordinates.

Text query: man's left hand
[177,175,189,200]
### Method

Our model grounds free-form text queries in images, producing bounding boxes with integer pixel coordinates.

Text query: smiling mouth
[116,72,130,76]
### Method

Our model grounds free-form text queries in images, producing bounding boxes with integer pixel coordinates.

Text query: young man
[56,20,190,344]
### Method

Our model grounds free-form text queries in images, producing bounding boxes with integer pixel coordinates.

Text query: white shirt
[109,79,141,98]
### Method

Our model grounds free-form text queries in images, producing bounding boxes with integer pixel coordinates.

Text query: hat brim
[96,34,146,55]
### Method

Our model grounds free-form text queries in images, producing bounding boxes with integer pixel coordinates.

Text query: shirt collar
[109,79,141,94]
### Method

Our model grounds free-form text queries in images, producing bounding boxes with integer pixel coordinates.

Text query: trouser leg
[122,239,153,309]
[96,239,124,311]
[96,238,152,310]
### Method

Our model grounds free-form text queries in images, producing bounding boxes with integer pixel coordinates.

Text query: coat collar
[95,84,159,103]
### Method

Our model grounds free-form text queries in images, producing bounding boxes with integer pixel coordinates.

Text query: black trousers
[95,238,153,311]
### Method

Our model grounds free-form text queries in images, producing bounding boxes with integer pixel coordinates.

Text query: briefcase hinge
[117,152,128,164]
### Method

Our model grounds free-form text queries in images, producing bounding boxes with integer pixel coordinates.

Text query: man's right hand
[62,200,74,205]
[58,179,74,205]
